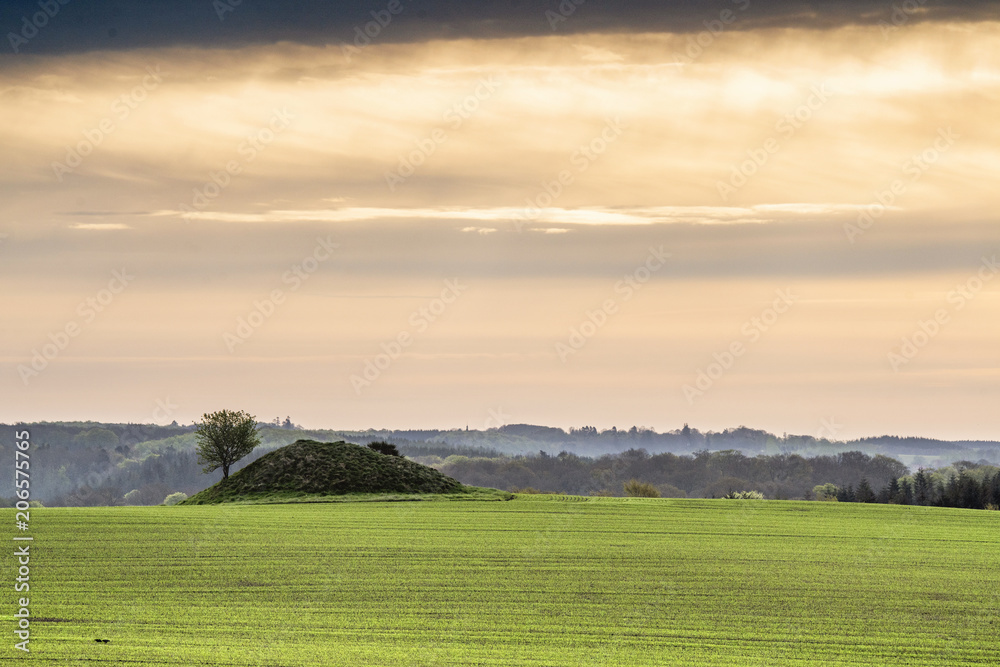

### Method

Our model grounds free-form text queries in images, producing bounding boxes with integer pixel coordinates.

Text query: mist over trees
[1,421,998,507]
[424,448,910,500]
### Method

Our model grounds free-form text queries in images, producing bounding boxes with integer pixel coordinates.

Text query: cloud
[2,0,999,54]
[3,25,996,221]
[573,44,624,63]
[5,210,999,284]
[150,203,878,226]
[2,2,998,438]
[68,223,132,230]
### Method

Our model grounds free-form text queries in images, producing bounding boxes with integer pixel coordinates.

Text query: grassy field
[5,497,1000,665]
[179,487,512,505]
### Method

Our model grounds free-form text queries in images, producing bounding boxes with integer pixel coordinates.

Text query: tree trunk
[223,464,230,479]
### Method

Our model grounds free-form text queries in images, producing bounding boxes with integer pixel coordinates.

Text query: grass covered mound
[182,440,473,504]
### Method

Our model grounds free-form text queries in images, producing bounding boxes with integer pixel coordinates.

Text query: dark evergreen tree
[958,472,981,509]
[900,477,914,506]
[886,477,902,504]
[988,472,1000,508]
[913,470,932,506]
[856,478,876,503]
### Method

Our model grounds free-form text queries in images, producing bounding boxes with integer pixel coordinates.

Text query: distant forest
[426,449,1000,510]
[2,421,999,508]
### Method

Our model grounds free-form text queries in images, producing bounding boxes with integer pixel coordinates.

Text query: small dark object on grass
[94,638,110,643]
[367,441,401,457]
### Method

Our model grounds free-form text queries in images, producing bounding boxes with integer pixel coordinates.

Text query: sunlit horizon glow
[2,14,999,440]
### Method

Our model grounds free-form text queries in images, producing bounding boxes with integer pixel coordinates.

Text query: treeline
[8,443,293,507]
[4,421,999,508]
[825,463,1000,510]
[412,448,911,500]
[0,423,192,504]
[0,425,279,507]
[0,422,312,506]
[353,424,1000,462]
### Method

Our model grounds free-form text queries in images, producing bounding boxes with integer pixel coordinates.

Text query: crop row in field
[5,497,1000,665]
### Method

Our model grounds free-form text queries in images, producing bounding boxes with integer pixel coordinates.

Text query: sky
[1,1,999,440]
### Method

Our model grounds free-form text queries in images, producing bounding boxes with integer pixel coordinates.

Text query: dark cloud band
[3,0,998,55]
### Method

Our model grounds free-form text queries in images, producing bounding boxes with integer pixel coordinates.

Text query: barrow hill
[182,440,468,504]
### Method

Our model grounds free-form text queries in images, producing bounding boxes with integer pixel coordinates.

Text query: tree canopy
[195,409,261,480]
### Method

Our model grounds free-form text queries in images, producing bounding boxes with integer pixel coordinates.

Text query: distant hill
[182,439,468,504]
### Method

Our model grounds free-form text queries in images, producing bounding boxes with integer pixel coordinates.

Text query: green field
[6,497,1000,665]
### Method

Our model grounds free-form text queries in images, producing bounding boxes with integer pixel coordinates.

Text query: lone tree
[195,409,261,480]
